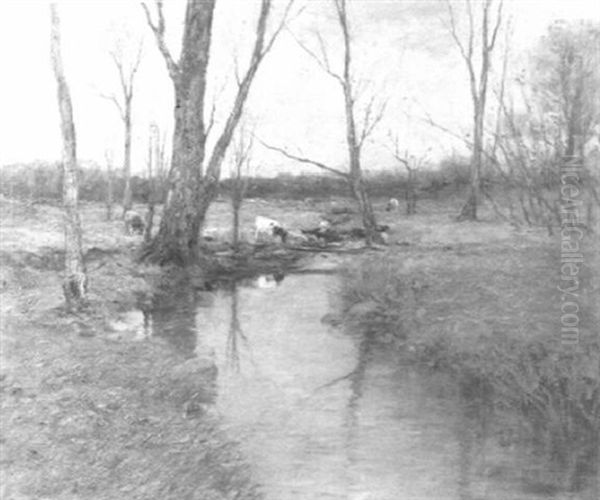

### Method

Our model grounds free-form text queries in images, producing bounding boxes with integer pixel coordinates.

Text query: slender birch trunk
[50,4,87,308]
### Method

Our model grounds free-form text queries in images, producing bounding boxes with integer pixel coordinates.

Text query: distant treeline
[0,156,478,203]
[0,162,163,204]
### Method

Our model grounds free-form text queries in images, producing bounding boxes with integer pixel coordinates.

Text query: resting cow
[254,216,288,243]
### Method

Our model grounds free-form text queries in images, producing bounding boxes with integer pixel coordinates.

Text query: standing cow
[386,198,400,211]
[124,210,145,235]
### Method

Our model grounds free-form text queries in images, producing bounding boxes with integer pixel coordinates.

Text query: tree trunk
[195,178,220,237]
[50,4,87,308]
[346,154,382,245]
[144,127,154,243]
[106,162,113,221]
[349,176,381,246]
[232,201,241,251]
[145,1,215,265]
[342,88,381,244]
[406,168,417,215]
[122,104,133,215]
[459,102,483,221]
[144,204,155,243]
[337,0,382,246]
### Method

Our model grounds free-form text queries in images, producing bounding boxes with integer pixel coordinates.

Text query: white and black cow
[254,216,288,244]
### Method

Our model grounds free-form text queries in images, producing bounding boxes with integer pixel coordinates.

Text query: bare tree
[50,4,87,308]
[264,0,386,245]
[101,36,143,216]
[143,123,167,243]
[386,133,428,215]
[445,0,503,221]
[104,150,114,221]
[229,127,253,251]
[141,0,295,264]
[143,124,155,243]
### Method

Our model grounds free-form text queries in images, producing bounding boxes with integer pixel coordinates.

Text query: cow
[124,210,145,235]
[254,216,288,244]
[386,198,400,211]
[254,272,285,288]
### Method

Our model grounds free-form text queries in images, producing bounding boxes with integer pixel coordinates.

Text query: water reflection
[150,285,214,356]
[143,273,598,499]
[225,282,253,374]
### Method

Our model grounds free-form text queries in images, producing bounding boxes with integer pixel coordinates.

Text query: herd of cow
[123,196,403,244]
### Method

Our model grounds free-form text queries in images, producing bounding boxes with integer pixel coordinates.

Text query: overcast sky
[0,0,598,176]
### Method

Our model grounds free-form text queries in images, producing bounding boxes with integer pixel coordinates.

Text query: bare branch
[141,0,179,82]
[99,92,125,121]
[108,49,125,94]
[204,0,285,182]
[385,131,410,166]
[287,27,344,85]
[104,149,114,167]
[491,18,511,158]
[232,125,255,189]
[315,30,332,72]
[260,0,299,58]
[233,51,242,87]
[205,76,229,142]
[359,95,387,148]
[466,0,474,61]
[445,0,478,102]
[487,0,504,52]
[334,0,352,91]
[416,103,473,149]
[259,139,350,179]
[128,41,144,92]
[445,0,469,67]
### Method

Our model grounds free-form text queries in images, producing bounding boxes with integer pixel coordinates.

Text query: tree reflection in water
[150,284,213,356]
[225,281,252,374]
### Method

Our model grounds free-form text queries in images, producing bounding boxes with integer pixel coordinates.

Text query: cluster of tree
[436,1,599,229]
[45,0,599,309]
[488,20,600,233]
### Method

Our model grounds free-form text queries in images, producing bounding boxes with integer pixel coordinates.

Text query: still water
[131,273,598,500]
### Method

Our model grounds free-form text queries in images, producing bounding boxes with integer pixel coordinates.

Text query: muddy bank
[0,233,264,499]
[0,314,260,499]
[1,263,262,499]
[0,214,347,500]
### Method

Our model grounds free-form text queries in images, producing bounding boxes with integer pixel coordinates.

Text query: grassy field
[338,205,600,492]
[1,195,598,498]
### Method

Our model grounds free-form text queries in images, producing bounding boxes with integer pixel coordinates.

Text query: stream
[116,272,598,499]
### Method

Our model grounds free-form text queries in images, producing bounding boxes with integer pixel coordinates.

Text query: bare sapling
[101,35,143,217]
[444,0,504,221]
[230,128,253,251]
[104,150,114,221]
[386,132,429,215]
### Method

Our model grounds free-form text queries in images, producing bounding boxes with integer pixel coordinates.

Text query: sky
[0,0,599,177]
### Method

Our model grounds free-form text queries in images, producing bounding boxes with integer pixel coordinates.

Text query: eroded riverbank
[2,199,598,499]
